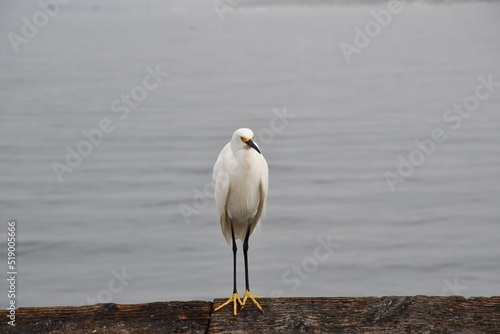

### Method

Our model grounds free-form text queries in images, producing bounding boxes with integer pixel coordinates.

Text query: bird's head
[231,128,261,154]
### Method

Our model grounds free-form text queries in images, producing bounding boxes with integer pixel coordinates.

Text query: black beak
[246,139,261,154]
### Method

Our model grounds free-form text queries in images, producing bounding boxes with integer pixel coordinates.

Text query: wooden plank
[1,296,499,333]
[0,301,212,334]
[208,296,500,333]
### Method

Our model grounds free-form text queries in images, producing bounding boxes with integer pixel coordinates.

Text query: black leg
[231,220,238,294]
[243,222,252,292]
[213,220,243,315]
[240,222,263,312]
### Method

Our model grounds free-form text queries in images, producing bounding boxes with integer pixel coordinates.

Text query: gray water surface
[1,1,499,308]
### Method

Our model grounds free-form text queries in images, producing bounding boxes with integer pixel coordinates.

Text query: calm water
[1,1,499,308]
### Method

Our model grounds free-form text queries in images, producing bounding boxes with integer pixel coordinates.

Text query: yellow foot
[214,293,243,316]
[241,290,263,313]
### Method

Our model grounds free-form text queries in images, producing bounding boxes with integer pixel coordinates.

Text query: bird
[212,128,269,315]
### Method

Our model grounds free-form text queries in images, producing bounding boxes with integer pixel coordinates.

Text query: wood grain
[1,296,499,333]
[0,301,212,334]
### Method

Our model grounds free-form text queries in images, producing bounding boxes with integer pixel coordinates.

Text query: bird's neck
[233,149,254,170]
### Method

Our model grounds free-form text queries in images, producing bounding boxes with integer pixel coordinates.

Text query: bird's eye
[240,136,244,141]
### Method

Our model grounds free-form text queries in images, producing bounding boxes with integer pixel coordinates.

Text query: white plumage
[213,128,269,245]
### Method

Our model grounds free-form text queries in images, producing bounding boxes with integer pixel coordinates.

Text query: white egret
[212,128,269,315]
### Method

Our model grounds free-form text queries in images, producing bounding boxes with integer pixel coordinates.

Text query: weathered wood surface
[211,296,500,333]
[1,296,499,333]
[0,301,212,334]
